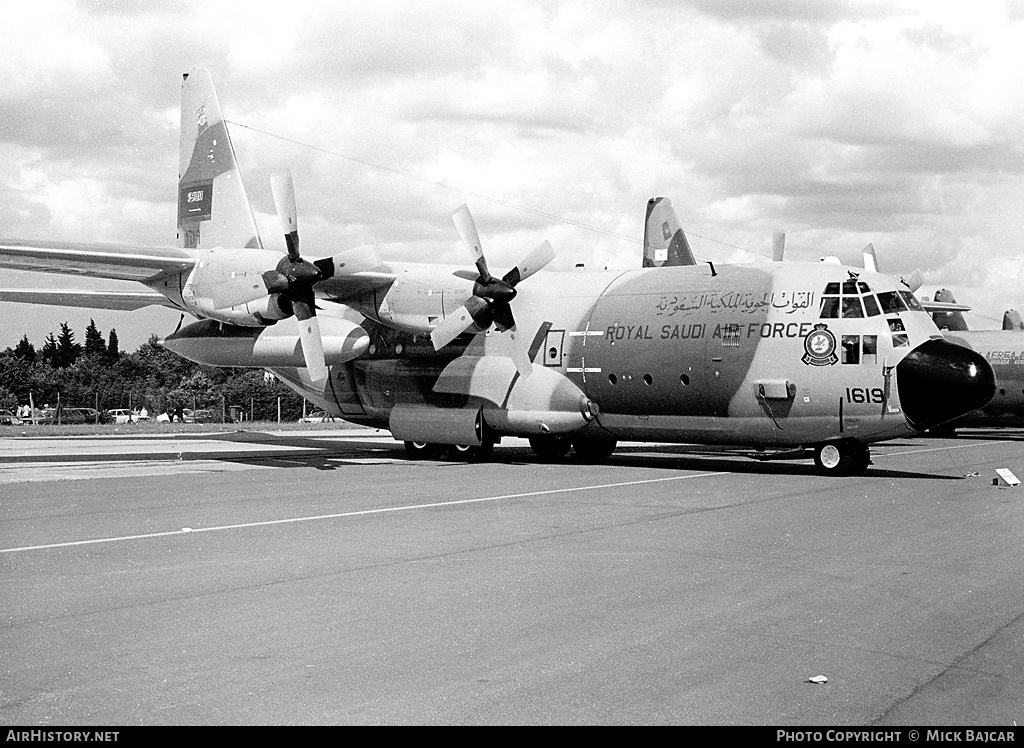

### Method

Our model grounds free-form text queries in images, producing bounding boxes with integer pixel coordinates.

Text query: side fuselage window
[841,335,861,364]
[862,335,878,364]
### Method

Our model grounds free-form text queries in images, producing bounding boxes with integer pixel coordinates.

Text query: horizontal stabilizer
[921,300,971,314]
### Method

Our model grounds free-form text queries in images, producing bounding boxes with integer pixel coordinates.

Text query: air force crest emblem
[803,323,838,366]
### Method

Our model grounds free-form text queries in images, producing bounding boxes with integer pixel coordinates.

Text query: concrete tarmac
[2,427,1023,725]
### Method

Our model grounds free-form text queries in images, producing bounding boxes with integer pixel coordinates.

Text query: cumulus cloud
[2,0,1024,348]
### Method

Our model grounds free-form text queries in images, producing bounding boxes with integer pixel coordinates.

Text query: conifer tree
[84,319,106,358]
[107,329,120,361]
[54,322,81,368]
[13,335,35,363]
[41,332,58,367]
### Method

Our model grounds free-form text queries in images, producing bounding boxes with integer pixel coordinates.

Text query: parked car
[181,408,216,423]
[0,409,22,425]
[298,410,338,423]
[106,409,137,424]
[32,407,109,425]
[62,407,107,424]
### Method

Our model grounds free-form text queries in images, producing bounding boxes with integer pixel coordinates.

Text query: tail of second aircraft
[931,288,969,331]
[642,197,696,267]
[177,67,263,251]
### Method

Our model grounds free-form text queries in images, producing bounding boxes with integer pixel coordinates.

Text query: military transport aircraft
[0,68,997,475]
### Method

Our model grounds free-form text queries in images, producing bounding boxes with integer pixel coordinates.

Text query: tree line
[0,319,309,422]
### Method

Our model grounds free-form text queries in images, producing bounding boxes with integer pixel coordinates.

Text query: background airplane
[0,69,997,475]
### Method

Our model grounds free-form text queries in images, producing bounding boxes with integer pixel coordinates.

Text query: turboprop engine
[161,315,369,369]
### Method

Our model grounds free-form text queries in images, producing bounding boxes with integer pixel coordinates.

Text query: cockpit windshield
[820,279,925,319]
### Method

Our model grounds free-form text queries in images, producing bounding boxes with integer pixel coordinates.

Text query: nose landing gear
[812,440,871,476]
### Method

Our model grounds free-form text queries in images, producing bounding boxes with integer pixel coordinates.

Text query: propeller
[209,171,357,382]
[430,204,554,376]
[771,230,786,262]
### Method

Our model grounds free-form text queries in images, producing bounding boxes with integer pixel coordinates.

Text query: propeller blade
[296,313,329,383]
[430,304,476,350]
[771,231,786,262]
[501,240,555,286]
[491,303,516,332]
[861,243,878,273]
[452,204,490,282]
[271,171,300,260]
[490,328,533,377]
[904,268,924,293]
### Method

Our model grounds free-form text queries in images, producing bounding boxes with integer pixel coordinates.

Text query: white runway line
[0,471,726,554]
[878,440,1011,458]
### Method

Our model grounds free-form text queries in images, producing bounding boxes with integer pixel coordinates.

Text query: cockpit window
[820,297,839,318]
[841,296,864,318]
[819,278,880,319]
[899,291,925,312]
[862,294,881,317]
[877,291,907,315]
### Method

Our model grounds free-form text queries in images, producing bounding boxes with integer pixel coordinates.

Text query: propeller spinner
[430,204,554,376]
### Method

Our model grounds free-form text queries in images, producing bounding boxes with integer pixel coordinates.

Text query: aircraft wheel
[572,436,617,464]
[449,441,495,462]
[529,435,572,462]
[812,441,870,476]
[404,441,443,460]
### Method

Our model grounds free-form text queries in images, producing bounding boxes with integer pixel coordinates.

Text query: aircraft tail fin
[931,288,969,331]
[642,197,696,267]
[1003,309,1024,330]
[177,68,263,251]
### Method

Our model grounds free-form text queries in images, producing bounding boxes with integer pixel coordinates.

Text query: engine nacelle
[433,356,596,436]
[162,316,369,368]
[179,247,294,326]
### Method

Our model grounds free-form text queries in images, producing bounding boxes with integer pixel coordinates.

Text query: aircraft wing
[0,288,177,311]
[0,239,195,282]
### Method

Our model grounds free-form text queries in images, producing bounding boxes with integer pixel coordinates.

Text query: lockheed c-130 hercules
[0,68,996,475]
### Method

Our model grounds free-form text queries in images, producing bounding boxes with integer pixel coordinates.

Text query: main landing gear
[403,435,618,465]
[812,440,871,476]
[404,440,494,462]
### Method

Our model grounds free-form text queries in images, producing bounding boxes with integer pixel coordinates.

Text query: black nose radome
[897,338,996,431]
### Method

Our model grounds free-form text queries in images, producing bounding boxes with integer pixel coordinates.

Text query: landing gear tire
[812,441,870,476]
[529,435,572,462]
[572,437,617,464]
[449,440,495,462]
[404,441,443,460]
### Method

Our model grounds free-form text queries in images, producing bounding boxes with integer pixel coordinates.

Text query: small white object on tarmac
[994,469,1021,487]
[807,675,828,684]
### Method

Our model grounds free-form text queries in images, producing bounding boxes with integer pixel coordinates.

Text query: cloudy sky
[3,0,1024,352]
